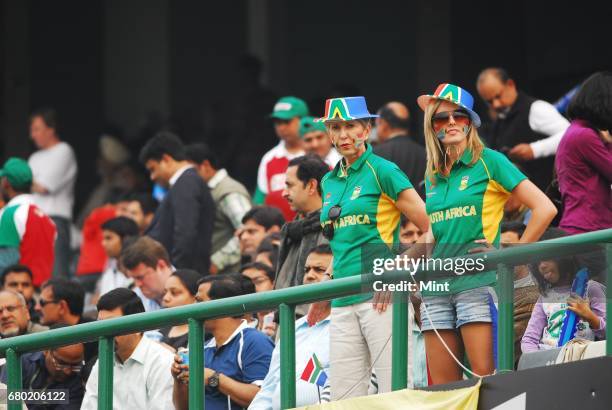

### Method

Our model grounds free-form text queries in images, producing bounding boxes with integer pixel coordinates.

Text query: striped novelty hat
[417,83,481,128]
[317,96,379,122]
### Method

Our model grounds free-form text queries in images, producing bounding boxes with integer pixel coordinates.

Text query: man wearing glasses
[0,323,85,409]
[0,289,47,338]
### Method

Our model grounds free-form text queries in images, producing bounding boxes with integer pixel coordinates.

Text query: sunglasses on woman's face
[322,205,342,240]
[431,110,471,132]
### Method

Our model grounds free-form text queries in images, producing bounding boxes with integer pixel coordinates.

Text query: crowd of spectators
[0,68,609,409]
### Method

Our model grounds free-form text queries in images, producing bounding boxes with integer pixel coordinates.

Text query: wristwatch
[208,371,220,389]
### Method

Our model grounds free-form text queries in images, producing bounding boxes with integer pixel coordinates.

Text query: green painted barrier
[0,228,609,410]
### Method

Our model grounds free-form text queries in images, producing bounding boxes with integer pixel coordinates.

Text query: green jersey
[425,147,527,295]
[321,144,413,307]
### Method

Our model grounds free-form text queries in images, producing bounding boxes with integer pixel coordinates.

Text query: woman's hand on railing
[372,290,391,313]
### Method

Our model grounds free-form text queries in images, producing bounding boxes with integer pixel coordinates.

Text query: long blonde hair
[423,100,485,184]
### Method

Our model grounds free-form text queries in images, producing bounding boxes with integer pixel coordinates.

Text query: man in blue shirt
[172,274,274,410]
[249,244,333,410]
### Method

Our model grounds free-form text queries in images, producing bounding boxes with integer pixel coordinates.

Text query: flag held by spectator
[300,353,327,387]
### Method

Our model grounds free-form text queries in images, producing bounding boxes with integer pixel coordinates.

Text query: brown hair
[120,236,170,270]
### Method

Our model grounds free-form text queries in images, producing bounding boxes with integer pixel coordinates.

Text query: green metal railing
[0,228,610,410]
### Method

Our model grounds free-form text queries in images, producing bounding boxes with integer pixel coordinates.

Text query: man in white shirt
[28,108,77,277]
[81,288,175,410]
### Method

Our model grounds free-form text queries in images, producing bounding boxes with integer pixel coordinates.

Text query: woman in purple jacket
[555,72,612,234]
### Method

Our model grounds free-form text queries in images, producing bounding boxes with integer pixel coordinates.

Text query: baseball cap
[270,96,309,120]
[0,157,33,187]
[299,116,327,138]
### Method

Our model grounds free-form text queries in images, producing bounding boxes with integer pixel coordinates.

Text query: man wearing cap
[254,96,308,221]
[299,116,341,168]
[0,158,56,287]
[476,68,569,191]
[374,102,427,197]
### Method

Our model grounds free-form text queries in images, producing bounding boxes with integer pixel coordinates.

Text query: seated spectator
[249,244,333,409]
[399,216,423,246]
[172,275,274,410]
[254,233,280,272]
[242,262,276,336]
[159,269,201,351]
[299,116,341,168]
[500,222,539,365]
[521,228,606,353]
[123,192,158,234]
[0,290,47,337]
[1,264,38,323]
[186,142,252,275]
[93,216,139,304]
[0,157,56,287]
[36,278,97,363]
[239,206,284,264]
[82,288,175,410]
[0,324,85,409]
[241,262,275,294]
[120,236,173,312]
[75,191,121,292]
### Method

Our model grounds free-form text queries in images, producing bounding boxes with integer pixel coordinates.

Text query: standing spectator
[1,264,38,323]
[172,275,274,410]
[476,68,569,191]
[159,269,200,351]
[82,288,175,410]
[140,132,215,273]
[254,97,308,221]
[239,207,285,263]
[555,71,612,234]
[28,108,77,277]
[0,290,47,338]
[299,116,341,168]
[0,157,56,287]
[186,143,252,274]
[120,236,173,312]
[275,155,329,316]
[374,102,427,197]
[0,326,85,409]
[123,192,158,234]
[313,96,429,398]
[93,216,139,303]
[416,83,556,384]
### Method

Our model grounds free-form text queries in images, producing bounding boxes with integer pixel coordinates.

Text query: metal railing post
[391,291,408,390]
[98,336,114,410]
[279,303,296,409]
[6,348,22,410]
[607,244,612,356]
[188,318,204,410]
[497,263,514,372]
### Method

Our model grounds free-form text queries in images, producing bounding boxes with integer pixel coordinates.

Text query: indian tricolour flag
[300,353,327,387]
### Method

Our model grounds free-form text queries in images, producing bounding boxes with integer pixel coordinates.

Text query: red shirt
[76,205,117,275]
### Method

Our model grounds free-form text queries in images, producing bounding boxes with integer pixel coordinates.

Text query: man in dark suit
[374,102,427,197]
[139,132,214,273]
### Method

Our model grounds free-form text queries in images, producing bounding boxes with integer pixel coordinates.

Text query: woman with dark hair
[159,269,201,351]
[521,228,606,352]
[555,71,612,234]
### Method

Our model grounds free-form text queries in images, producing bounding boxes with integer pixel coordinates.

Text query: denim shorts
[419,286,495,331]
